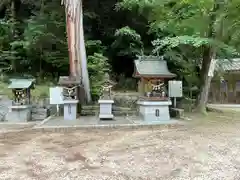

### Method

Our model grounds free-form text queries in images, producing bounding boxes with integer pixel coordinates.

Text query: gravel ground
[0,112,240,180]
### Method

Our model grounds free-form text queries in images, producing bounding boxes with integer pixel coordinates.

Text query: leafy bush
[111,26,143,57]
[88,53,110,101]
[115,75,137,91]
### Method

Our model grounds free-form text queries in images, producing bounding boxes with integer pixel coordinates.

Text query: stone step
[81,105,135,111]
[81,105,98,111]
[31,108,50,121]
[113,106,136,111]
[113,110,137,116]
[80,109,137,116]
[81,110,96,116]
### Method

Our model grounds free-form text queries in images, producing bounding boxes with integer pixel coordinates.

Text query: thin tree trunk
[10,0,16,72]
[196,46,214,113]
[39,0,44,79]
[39,49,42,78]
[195,0,219,113]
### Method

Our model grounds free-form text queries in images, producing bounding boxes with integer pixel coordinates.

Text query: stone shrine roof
[8,79,35,89]
[133,56,176,78]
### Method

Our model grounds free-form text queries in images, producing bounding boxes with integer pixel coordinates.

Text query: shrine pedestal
[98,99,114,119]
[63,100,78,120]
[137,100,172,121]
[5,105,31,122]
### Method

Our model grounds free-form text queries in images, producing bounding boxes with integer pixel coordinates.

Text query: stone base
[5,105,31,122]
[170,108,184,119]
[99,114,114,119]
[32,107,51,121]
[137,100,172,121]
[98,99,114,120]
[63,100,78,121]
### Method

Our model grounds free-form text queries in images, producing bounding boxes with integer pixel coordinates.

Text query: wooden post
[139,77,144,95]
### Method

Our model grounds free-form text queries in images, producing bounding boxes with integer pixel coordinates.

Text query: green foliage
[116,0,154,14]
[0,0,69,75]
[23,4,68,72]
[85,40,106,55]
[1,0,150,100]
[153,36,239,56]
[115,74,137,90]
[118,0,240,79]
[118,0,240,57]
[118,0,240,110]
[87,52,110,100]
[0,0,240,104]
[0,20,11,43]
[0,20,20,70]
[85,39,110,99]
[153,36,210,52]
[111,26,143,57]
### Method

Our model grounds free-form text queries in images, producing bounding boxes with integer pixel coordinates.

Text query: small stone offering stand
[133,56,176,121]
[58,76,80,120]
[98,73,116,120]
[5,78,35,122]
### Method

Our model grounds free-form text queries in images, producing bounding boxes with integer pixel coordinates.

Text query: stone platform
[35,115,183,130]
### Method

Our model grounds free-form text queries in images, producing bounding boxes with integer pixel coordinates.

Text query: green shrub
[116,75,137,91]
[88,53,110,101]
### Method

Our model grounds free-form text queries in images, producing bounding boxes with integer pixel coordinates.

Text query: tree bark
[39,49,42,78]
[195,46,214,113]
[62,0,92,103]
[195,0,219,113]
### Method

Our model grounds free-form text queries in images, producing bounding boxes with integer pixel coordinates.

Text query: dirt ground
[0,112,240,180]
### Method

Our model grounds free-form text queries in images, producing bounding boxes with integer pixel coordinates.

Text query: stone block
[63,100,78,120]
[98,99,114,119]
[5,105,31,122]
[137,100,172,121]
[170,108,184,119]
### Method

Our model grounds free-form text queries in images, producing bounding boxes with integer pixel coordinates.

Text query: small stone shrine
[5,78,35,122]
[133,56,176,121]
[98,73,116,119]
[58,76,80,120]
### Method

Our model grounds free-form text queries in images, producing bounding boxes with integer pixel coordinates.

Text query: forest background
[0,0,240,112]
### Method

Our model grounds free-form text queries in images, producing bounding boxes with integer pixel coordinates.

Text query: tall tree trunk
[195,0,219,113]
[39,0,44,79]
[10,0,16,72]
[78,0,91,103]
[39,48,42,78]
[62,0,91,103]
